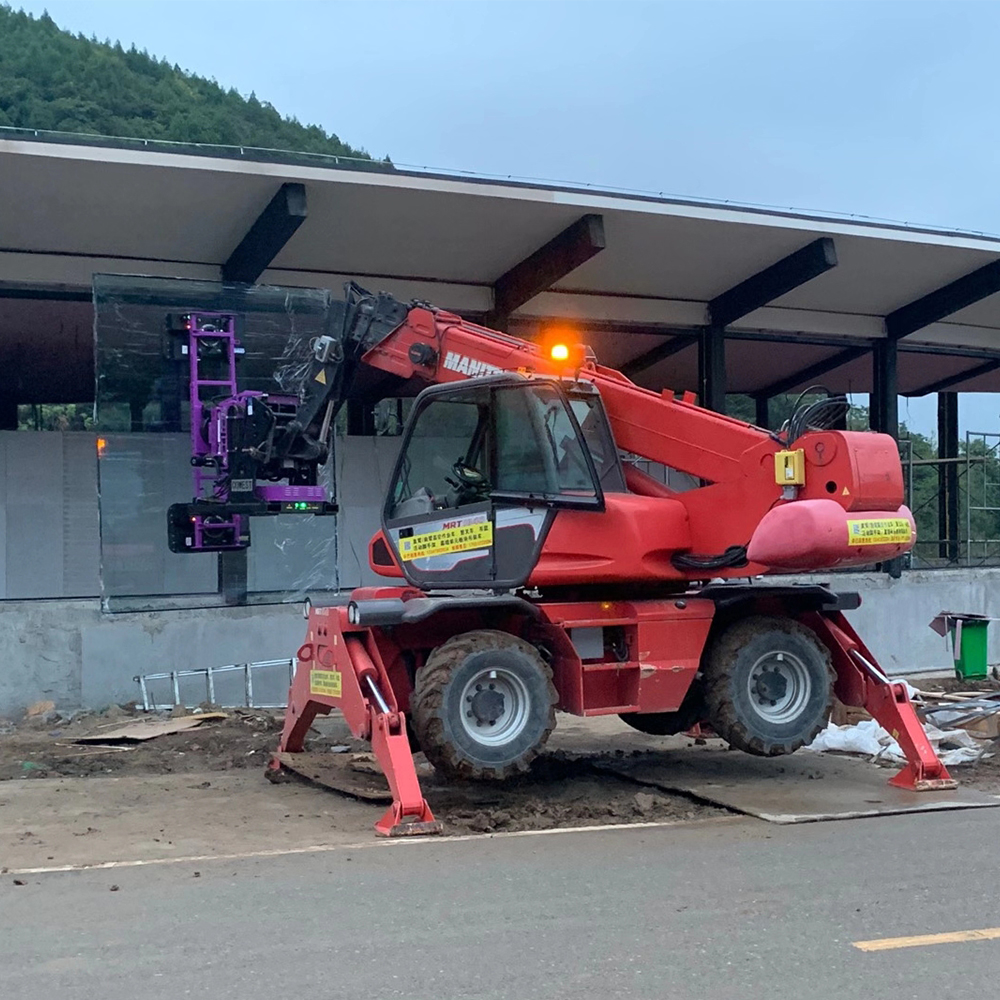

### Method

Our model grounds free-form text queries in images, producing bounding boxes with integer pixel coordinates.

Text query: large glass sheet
[94,274,341,611]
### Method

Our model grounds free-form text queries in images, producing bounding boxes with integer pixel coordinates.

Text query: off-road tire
[703,615,834,757]
[411,630,557,781]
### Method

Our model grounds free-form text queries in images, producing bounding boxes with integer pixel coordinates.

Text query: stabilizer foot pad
[387,820,445,837]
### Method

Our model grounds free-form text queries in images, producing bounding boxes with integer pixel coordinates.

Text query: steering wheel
[451,460,487,486]
[446,459,490,500]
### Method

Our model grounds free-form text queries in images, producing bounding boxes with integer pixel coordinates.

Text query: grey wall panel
[99,433,218,598]
[4,432,64,598]
[62,433,101,597]
[336,435,400,589]
[0,436,6,599]
[0,429,391,602]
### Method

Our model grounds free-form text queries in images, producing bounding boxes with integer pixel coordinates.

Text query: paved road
[4,809,1000,999]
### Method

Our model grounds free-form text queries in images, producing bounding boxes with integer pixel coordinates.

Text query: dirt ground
[0,705,290,782]
[918,675,1000,695]
[2,702,997,871]
[0,708,726,870]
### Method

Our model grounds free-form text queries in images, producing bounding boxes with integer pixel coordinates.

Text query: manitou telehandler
[168,283,956,836]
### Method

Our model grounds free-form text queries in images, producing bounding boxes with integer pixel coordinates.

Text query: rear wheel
[410,630,557,780]
[703,615,833,756]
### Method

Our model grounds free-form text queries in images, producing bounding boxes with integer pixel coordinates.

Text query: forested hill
[0,5,376,160]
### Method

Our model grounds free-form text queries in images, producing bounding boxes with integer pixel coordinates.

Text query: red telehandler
[268,284,955,835]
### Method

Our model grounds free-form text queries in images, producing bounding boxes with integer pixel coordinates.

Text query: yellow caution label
[309,669,342,698]
[399,520,493,561]
[846,518,912,546]
[314,369,327,384]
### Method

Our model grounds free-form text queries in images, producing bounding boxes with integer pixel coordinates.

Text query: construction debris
[24,701,55,718]
[74,713,228,744]
[806,718,989,767]
[913,687,1000,740]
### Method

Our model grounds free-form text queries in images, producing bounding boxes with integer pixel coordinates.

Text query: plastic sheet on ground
[805,718,990,767]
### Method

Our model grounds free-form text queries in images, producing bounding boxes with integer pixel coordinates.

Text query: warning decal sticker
[846,518,913,546]
[309,669,342,698]
[399,517,493,562]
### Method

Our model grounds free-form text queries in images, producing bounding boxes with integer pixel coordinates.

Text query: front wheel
[410,630,557,781]
[703,616,833,756]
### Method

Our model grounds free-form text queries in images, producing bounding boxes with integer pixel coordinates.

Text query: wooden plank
[274,751,393,803]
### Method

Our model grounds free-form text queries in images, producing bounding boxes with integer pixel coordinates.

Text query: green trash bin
[951,619,990,681]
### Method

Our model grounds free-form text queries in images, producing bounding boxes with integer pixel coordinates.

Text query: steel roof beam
[0,281,92,302]
[753,345,869,398]
[621,333,700,378]
[708,237,838,329]
[885,259,1000,340]
[222,182,308,284]
[489,214,605,328]
[905,358,1000,396]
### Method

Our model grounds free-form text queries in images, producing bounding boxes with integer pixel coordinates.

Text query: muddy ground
[2,703,998,871]
[3,699,999,836]
[0,707,724,838]
[0,705,289,782]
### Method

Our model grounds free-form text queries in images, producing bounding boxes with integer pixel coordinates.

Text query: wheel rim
[745,649,812,725]
[458,666,531,747]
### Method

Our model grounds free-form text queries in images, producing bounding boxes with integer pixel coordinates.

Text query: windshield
[388,382,601,519]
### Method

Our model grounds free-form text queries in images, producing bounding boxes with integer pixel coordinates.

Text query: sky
[13,0,1000,438]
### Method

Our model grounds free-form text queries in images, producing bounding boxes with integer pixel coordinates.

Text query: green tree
[0,5,379,162]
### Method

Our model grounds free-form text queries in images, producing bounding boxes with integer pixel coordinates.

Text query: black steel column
[129,398,145,432]
[871,338,901,576]
[938,391,960,563]
[347,400,376,436]
[699,325,726,413]
[754,395,769,429]
[0,391,16,430]
[871,339,898,438]
[218,551,248,607]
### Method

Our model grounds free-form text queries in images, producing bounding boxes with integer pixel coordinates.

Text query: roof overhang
[5,134,1000,400]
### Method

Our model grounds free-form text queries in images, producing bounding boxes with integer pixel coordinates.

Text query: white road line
[6,815,743,876]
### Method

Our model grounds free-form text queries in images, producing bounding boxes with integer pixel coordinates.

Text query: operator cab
[382,375,621,590]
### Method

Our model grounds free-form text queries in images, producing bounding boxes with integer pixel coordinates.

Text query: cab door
[382,375,605,591]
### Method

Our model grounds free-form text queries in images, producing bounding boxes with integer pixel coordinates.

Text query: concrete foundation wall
[0,598,305,716]
[793,567,1000,676]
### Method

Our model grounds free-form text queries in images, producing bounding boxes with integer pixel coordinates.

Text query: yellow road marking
[854,928,1000,952]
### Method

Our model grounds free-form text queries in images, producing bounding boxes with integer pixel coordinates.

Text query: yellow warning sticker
[314,369,327,384]
[846,518,912,546]
[309,669,342,698]
[399,520,493,561]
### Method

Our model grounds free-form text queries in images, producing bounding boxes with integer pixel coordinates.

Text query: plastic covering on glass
[94,274,340,611]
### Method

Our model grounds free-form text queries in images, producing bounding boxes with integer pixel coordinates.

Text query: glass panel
[389,383,600,521]
[390,387,488,518]
[495,385,598,498]
[94,274,341,611]
[568,396,627,492]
